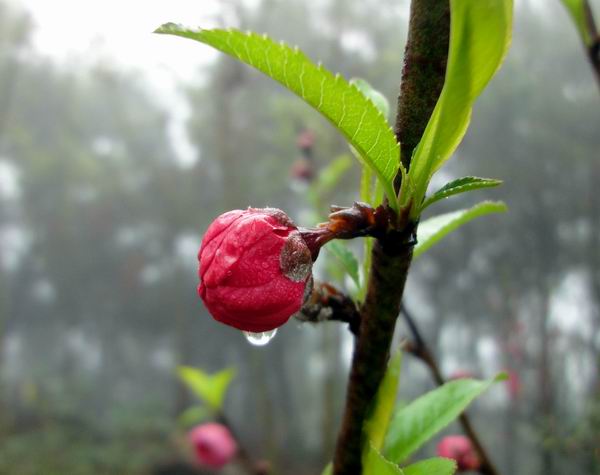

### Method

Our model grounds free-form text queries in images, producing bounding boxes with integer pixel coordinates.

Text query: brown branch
[583,1,600,90]
[331,2,450,473]
[299,202,392,260]
[394,0,450,173]
[401,304,501,475]
[588,38,600,90]
[333,229,415,474]
[217,413,270,475]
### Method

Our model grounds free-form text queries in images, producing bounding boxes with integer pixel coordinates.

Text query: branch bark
[296,281,361,336]
[332,2,450,473]
[401,305,501,475]
[217,413,270,475]
[583,1,600,91]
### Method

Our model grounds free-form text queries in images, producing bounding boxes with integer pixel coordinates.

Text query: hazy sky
[14,0,223,83]
[12,0,241,165]
[11,0,588,165]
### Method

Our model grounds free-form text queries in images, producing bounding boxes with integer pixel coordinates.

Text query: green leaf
[156,24,400,209]
[178,405,210,428]
[321,463,332,475]
[403,458,457,475]
[325,241,360,289]
[365,444,404,475]
[560,0,593,46]
[177,366,236,411]
[407,0,513,217]
[351,78,391,118]
[414,201,507,259]
[421,176,502,211]
[364,350,403,450]
[383,375,505,463]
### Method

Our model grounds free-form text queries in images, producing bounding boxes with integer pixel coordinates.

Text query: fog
[0,1,599,474]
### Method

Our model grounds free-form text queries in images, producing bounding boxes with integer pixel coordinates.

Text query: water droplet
[243,329,278,346]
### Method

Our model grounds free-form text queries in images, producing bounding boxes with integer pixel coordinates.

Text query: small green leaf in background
[560,0,593,46]
[421,176,502,211]
[364,350,403,451]
[365,443,405,475]
[321,463,332,475]
[414,201,508,259]
[351,78,391,118]
[383,375,506,463]
[178,405,210,428]
[358,158,376,301]
[360,162,375,205]
[325,240,361,289]
[155,25,401,209]
[177,366,236,411]
[403,458,457,475]
[407,0,513,217]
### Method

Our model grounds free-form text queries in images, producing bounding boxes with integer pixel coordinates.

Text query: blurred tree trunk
[321,325,341,457]
[537,287,554,474]
[500,285,520,475]
[173,293,193,416]
[215,58,245,210]
[252,351,278,470]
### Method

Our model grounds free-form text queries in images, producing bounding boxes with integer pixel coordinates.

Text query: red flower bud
[188,423,237,468]
[436,435,481,472]
[198,208,312,332]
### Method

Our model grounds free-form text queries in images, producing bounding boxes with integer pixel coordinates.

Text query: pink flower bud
[198,208,312,332]
[188,423,237,469]
[296,129,315,150]
[290,157,314,182]
[436,435,481,472]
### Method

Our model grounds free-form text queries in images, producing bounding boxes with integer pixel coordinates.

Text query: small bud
[296,129,315,151]
[188,423,237,469]
[290,157,314,183]
[198,208,312,332]
[436,435,481,472]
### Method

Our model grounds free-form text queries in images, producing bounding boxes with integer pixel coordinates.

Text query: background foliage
[0,0,599,474]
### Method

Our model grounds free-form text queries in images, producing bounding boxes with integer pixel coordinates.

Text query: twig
[217,413,270,475]
[332,2,450,473]
[583,2,600,90]
[401,304,501,475]
[296,281,361,336]
[299,202,392,260]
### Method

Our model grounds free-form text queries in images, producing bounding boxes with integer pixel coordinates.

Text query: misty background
[0,0,599,474]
